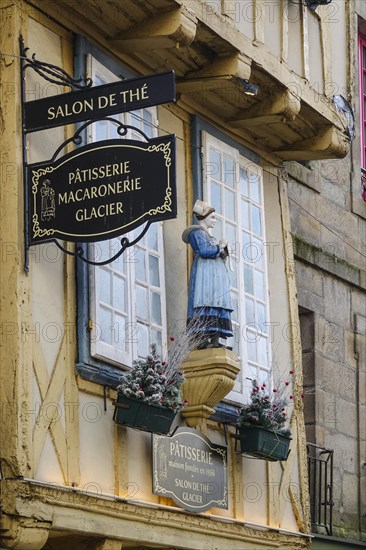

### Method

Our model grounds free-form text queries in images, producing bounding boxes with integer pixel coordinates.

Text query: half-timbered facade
[0,2,362,549]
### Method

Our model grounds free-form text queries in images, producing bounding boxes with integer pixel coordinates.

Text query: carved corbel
[0,515,50,550]
[111,7,197,52]
[229,89,301,128]
[275,126,350,160]
[176,53,252,93]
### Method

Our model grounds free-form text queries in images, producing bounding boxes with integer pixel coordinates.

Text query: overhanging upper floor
[30,0,352,163]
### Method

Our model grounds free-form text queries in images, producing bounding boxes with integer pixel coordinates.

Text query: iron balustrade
[361,167,366,201]
[307,442,334,536]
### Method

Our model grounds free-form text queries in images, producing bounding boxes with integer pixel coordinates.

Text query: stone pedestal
[181,348,240,427]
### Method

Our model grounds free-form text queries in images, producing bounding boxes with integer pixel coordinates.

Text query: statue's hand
[219,239,229,259]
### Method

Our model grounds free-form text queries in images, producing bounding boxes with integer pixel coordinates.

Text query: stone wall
[286,158,366,542]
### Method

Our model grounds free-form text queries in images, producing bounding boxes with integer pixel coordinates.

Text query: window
[78,54,166,375]
[202,132,271,403]
[358,33,366,202]
[358,34,366,170]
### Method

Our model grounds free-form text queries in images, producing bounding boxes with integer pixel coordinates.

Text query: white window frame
[202,131,271,404]
[87,56,167,369]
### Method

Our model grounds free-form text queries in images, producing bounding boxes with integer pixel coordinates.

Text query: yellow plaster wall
[232,1,255,41]
[24,15,81,490]
[115,423,161,503]
[286,1,304,78]
[308,9,324,95]
[330,0,348,97]
[158,106,189,336]
[78,393,115,495]
[264,1,281,57]
[35,431,65,483]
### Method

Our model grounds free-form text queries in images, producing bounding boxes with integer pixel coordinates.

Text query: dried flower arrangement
[116,316,211,413]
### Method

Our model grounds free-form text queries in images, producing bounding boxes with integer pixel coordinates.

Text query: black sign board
[25,71,176,133]
[27,135,176,244]
[152,428,228,513]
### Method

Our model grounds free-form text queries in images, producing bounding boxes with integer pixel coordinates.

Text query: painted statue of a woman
[182,200,233,348]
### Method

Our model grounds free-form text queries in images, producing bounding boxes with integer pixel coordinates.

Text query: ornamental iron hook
[21,43,92,90]
[51,117,152,162]
[52,221,151,266]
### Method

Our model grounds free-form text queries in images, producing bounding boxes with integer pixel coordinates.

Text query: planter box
[113,394,176,435]
[236,426,291,461]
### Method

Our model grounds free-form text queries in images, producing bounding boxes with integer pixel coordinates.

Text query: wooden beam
[176,53,251,93]
[281,0,289,63]
[276,126,350,160]
[178,94,284,166]
[114,424,129,497]
[267,416,305,531]
[318,5,332,97]
[15,481,312,550]
[0,0,34,481]
[64,244,81,486]
[33,336,67,478]
[301,2,310,81]
[278,171,311,533]
[253,0,264,44]
[278,418,298,523]
[111,7,197,52]
[229,89,301,128]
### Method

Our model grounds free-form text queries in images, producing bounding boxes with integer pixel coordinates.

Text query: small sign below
[152,428,228,513]
[27,135,176,244]
[25,71,176,132]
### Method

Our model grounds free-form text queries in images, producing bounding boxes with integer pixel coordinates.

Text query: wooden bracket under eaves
[110,6,197,52]
[275,126,350,161]
[176,53,252,94]
[229,88,301,128]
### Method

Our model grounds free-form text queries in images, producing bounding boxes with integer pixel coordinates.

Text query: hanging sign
[25,71,176,132]
[152,428,228,513]
[26,135,176,244]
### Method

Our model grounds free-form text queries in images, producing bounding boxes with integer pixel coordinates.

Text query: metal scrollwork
[50,118,149,162]
[52,220,151,267]
[21,47,92,90]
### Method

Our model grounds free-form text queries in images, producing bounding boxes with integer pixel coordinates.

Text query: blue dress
[185,226,233,339]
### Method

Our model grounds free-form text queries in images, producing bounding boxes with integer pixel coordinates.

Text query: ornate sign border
[152,428,228,513]
[27,137,176,243]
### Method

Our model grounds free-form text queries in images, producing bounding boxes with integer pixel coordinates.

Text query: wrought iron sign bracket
[21,41,93,90]
[20,36,93,272]
[52,224,151,267]
[20,37,177,272]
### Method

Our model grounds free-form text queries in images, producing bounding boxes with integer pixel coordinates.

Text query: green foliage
[237,380,291,436]
[117,344,185,412]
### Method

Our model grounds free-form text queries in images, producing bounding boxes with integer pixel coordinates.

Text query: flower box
[235,426,291,461]
[113,394,176,435]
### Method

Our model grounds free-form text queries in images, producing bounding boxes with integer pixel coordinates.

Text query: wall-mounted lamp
[304,0,332,12]
[235,77,259,96]
[177,74,259,96]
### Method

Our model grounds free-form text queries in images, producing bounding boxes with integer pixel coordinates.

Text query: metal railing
[361,167,366,201]
[307,442,334,535]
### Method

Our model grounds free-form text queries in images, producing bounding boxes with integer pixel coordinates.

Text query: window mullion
[128,235,137,362]
[158,223,168,356]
